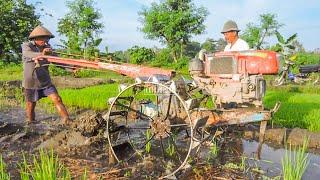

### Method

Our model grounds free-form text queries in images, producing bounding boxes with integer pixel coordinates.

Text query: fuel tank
[205,50,279,75]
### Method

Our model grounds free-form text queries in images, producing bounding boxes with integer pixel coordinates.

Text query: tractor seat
[299,64,320,73]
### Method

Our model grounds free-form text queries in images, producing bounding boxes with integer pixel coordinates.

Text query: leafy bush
[290,53,320,73]
[49,65,71,76]
[174,56,189,70]
[128,46,155,64]
[295,53,320,65]
[150,48,173,67]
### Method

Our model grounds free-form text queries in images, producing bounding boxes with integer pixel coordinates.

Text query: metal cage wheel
[104,82,193,179]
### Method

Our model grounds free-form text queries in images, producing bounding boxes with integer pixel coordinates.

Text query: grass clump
[264,86,320,132]
[0,155,10,180]
[208,139,218,159]
[282,138,309,180]
[145,129,152,153]
[0,63,23,81]
[20,149,71,180]
[40,84,119,111]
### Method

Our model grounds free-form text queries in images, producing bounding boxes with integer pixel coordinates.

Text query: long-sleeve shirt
[22,42,52,89]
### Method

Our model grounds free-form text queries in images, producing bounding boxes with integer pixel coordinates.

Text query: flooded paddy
[1,78,320,179]
[1,107,320,179]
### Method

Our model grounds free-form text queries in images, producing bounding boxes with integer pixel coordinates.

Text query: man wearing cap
[22,25,70,125]
[221,20,249,52]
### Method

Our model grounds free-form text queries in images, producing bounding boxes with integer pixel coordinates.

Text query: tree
[139,0,208,62]
[215,38,227,52]
[58,0,103,59]
[273,31,297,56]
[0,0,40,63]
[241,13,283,49]
[128,46,155,64]
[201,38,217,52]
[184,41,201,58]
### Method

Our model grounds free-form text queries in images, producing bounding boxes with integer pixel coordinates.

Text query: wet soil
[52,77,116,89]
[0,108,112,179]
[243,125,320,149]
[2,107,320,179]
[1,79,320,179]
[0,76,115,90]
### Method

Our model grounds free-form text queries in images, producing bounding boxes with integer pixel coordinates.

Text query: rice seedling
[208,140,218,158]
[239,156,246,172]
[20,155,30,180]
[0,155,10,180]
[166,134,177,157]
[281,138,309,180]
[145,129,152,153]
[40,84,119,111]
[166,143,175,157]
[20,149,71,180]
[81,168,88,180]
[264,88,320,132]
[0,63,23,81]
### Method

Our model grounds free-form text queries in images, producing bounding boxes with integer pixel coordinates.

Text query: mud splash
[1,106,320,179]
[0,108,111,179]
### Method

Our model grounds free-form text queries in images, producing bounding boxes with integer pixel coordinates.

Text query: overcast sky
[27,0,320,52]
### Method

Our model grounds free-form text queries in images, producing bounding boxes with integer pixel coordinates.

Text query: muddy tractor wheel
[104,82,193,178]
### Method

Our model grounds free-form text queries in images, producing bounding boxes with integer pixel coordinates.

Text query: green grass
[41,84,119,111]
[49,64,125,80]
[0,63,23,81]
[0,155,10,180]
[145,129,152,153]
[0,63,125,82]
[282,138,309,180]
[264,87,320,132]
[37,83,320,132]
[20,149,71,180]
[208,140,218,158]
[1,62,320,132]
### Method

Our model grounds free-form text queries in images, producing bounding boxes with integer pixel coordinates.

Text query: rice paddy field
[41,80,320,132]
[1,64,320,179]
[264,86,320,132]
[0,63,23,81]
[1,63,320,132]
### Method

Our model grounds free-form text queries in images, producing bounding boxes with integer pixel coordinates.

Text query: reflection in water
[243,139,320,179]
[197,136,320,179]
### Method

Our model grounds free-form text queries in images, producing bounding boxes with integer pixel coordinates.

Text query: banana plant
[274,31,297,58]
[273,31,298,86]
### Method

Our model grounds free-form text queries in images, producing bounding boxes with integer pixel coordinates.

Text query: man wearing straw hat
[22,25,70,125]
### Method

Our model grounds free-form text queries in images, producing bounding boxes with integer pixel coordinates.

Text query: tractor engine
[189,50,279,108]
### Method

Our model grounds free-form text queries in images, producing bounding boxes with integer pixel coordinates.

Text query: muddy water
[243,140,320,179]
[197,135,320,179]
[2,106,320,179]
[0,107,57,124]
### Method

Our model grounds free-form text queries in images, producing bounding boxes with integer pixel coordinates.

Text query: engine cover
[189,50,278,108]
